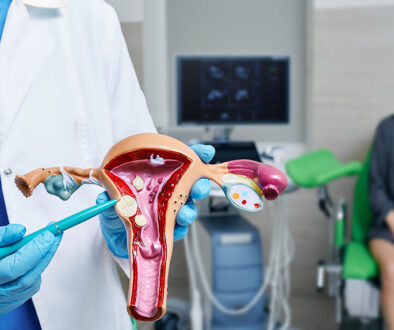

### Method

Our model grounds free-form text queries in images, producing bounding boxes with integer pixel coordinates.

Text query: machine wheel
[154,312,179,330]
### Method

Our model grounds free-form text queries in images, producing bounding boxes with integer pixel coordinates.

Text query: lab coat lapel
[0,0,56,140]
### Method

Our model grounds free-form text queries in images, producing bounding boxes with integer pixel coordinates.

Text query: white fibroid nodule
[150,155,165,166]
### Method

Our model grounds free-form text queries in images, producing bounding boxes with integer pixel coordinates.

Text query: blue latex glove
[97,144,215,258]
[0,224,62,315]
[174,144,215,240]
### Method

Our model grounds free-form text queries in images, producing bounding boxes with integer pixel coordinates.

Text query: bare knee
[381,262,394,291]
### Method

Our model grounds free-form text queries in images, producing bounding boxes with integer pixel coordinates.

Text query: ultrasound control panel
[206,141,261,164]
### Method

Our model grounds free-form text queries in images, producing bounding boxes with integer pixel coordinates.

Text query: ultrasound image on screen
[177,56,289,124]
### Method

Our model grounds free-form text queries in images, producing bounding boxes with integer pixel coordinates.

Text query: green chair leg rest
[343,241,378,279]
[286,149,362,188]
[317,161,362,186]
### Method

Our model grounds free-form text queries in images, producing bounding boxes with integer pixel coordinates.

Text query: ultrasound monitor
[177,56,290,125]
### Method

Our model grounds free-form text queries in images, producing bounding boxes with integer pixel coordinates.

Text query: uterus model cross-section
[15,133,287,321]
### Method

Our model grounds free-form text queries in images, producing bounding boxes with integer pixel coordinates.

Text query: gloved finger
[1,229,61,294]
[18,231,61,287]
[190,178,211,200]
[0,278,41,303]
[0,221,61,292]
[174,223,188,241]
[0,282,41,315]
[97,192,125,233]
[97,192,128,258]
[0,299,27,315]
[96,192,119,220]
[99,207,125,233]
[0,224,26,247]
[0,300,27,316]
[101,230,128,259]
[96,191,110,204]
[99,216,125,235]
[0,231,57,284]
[176,199,198,226]
[190,144,215,164]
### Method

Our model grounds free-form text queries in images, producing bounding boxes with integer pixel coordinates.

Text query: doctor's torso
[0,0,154,329]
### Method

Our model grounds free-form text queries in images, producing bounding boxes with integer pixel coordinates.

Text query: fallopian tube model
[15,133,287,321]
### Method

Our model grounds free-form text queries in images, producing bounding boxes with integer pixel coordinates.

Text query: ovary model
[14,133,287,321]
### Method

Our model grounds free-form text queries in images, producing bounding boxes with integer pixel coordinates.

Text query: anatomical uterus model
[15,133,287,321]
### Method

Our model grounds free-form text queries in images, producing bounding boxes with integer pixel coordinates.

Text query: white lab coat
[0,0,156,329]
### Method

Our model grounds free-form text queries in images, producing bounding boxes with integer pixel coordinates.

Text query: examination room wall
[118,3,394,329]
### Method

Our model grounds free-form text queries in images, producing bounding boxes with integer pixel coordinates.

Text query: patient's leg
[370,238,394,330]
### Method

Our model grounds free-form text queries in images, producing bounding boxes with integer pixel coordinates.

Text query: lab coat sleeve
[369,120,394,227]
[103,4,157,144]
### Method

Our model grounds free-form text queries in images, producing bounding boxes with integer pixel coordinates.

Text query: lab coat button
[3,168,12,177]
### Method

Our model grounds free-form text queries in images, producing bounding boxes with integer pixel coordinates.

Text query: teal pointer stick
[0,199,118,259]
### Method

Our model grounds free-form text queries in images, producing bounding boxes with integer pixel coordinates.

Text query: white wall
[107,0,394,22]
[316,0,394,9]
[144,0,313,145]
[106,0,143,22]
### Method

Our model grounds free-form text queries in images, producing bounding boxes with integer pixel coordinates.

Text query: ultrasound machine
[154,56,295,330]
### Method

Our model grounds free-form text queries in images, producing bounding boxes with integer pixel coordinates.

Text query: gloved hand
[97,144,215,258]
[0,224,62,315]
[174,144,215,240]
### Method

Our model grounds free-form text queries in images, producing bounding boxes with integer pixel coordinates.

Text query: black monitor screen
[177,56,290,125]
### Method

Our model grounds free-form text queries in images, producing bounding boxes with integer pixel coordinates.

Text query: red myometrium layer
[104,149,191,320]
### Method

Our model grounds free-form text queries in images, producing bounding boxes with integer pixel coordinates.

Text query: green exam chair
[286,149,381,329]
[343,151,378,280]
